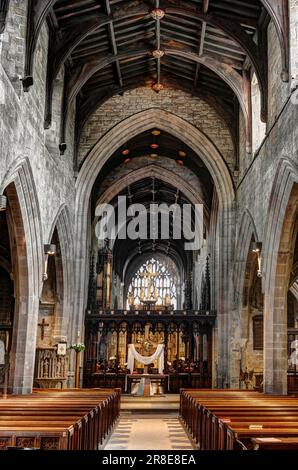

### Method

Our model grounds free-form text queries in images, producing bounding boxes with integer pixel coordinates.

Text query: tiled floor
[105,415,194,450]
[104,394,193,450]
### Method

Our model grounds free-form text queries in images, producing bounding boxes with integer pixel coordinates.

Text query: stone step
[120,394,180,413]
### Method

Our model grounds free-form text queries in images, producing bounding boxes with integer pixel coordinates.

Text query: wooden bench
[251,437,298,450]
[0,388,120,450]
[180,389,298,451]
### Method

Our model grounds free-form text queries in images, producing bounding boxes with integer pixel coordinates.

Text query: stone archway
[234,209,260,303]
[263,158,298,394]
[0,158,43,393]
[230,209,261,389]
[74,108,235,386]
[47,205,74,341]
[92,164,211,237]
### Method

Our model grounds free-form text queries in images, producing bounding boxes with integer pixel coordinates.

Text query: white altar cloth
[127,343,164,374]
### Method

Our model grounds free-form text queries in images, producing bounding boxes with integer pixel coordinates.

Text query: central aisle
[105,415,194,450]
[104,395,194,450]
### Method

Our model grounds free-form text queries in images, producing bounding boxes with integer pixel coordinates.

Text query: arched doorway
[0,208,14,393]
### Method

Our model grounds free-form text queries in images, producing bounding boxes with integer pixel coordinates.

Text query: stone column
[215,202,235,388]
[263,251,289,395]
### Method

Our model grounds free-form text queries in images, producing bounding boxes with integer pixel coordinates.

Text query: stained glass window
[127,258,177,309]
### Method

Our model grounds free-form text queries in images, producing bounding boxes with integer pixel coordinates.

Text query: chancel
[0,0,298,453]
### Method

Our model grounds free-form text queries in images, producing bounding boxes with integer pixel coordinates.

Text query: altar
[126,374,169,396]
[125,343,166,395]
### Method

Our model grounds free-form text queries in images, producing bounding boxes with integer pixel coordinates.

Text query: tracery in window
[127,258,177,309]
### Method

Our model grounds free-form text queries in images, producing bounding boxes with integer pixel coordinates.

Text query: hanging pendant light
[151,8,165,20]
[152,49,164,59]
[152,82,163,93]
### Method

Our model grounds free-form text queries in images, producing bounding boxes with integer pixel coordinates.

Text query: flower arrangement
[69,342,85,353]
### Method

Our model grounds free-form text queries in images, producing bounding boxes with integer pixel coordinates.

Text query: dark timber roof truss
[15,0,290,158]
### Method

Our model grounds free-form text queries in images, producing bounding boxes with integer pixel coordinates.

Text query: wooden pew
[251,437,298,450]
[180,389,298,451]
[0,388,120,450]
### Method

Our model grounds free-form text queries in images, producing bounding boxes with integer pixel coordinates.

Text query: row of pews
[0,388,121,450]
[180,389,298,450]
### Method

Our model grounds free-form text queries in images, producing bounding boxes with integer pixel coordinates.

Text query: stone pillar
[263,251,289,395]
[215,202,235,388]
[10,293,40,394]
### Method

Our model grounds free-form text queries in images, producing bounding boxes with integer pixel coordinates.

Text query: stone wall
[0,3,76,392]
[237,79,298,247]
[78,87,235,172]
[231,19,298,390]
[267,21,291,129]
[0,16,75,244]
[0,0,27,96]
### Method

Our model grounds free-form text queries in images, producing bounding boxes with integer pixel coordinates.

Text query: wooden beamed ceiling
[112,177,193,272]
[18,0,290,156]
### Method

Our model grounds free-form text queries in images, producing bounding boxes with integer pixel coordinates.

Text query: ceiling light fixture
[122,149,130,156]
[152,83,163,93]
[150,143,159,149]
[178,150,187,158]
[151,8,165,20]
[251,241,262,253]
[152,130,161,136]
[152,49,164,59]
[44,244,56,256]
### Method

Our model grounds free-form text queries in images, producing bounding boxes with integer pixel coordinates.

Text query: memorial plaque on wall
[39,304,55,316]
[253,315,263,350]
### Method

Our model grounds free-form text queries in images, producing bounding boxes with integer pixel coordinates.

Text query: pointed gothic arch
[74,108,235,385]
[234,209,260,302]
[263,158,298,394]
[46,204,74,341]
[0,158,43,393]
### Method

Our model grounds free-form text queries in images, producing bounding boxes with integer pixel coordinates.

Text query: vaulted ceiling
[91,128,215,276]
[91,129,214,202]
[15,0,290,159]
